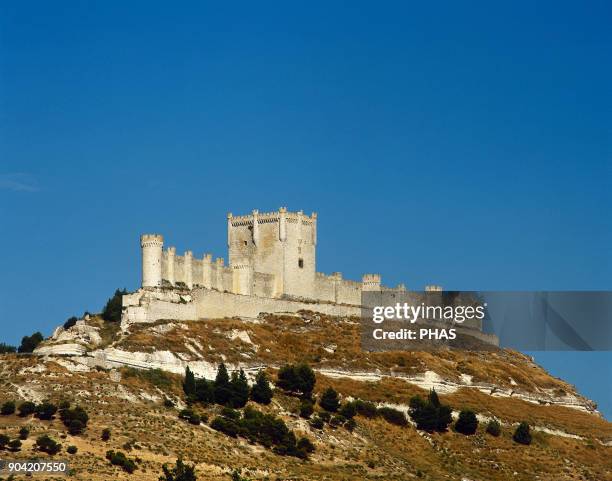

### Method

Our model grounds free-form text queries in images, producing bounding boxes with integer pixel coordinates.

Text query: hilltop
[0,312,609,480]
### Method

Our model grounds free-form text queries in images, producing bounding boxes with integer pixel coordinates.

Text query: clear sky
[0,2,610,417]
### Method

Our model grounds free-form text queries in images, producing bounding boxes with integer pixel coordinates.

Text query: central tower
[227,208,317,299]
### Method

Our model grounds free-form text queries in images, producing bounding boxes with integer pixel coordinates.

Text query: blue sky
[1,2,610,418]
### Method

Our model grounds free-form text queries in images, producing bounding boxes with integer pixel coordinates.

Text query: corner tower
[227,208,317,298]
[141,234,163,287]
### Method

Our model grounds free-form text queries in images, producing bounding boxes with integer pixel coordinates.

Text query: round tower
[141,234,164,288]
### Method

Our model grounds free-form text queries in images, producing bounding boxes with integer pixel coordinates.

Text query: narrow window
[298,258,304,268]
[244,240,248,246]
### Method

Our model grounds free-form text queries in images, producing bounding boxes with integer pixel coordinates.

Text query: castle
[122,208,443,327]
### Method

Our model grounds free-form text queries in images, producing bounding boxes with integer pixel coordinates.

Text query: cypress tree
[214,363,232,405]
[183,366,196,399]
[250,370,273,404]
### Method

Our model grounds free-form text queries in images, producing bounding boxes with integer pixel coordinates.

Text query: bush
[299,399,314,419]
[102,428,111,441]
[63,316,78,329]
[0,434,9,448]
[164,398,175,408]
[18,427,29,440]
[455,410,478,435]
[378,407,408,427]
[8,439,21,451]
[160,458,197,481]
[513,422,532,445]
[102,289,127,322]
[18,401,36,417]
[250,370,273,404]
[36,435,62,455]
[210,416,239,438]
[36,401,58,420]
[309,416,324,429]
[354,400,378,418]
[297,437,315,454]
[1,401,16,415]
[106,450,137,473]
[60,405,89,434]
[319,387,340,412]
[178,408,201,425]
[409,390,452,432]
[345,417,357,432]
[329,415,345,428]
[67,445,78,454]
[276,363,316,396]
[18,332,44,353]
[0,342,16,354]
[486,419,501,437]
[339,401,357,419]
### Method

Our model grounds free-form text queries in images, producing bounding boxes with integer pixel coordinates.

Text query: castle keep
[123,208,442,326]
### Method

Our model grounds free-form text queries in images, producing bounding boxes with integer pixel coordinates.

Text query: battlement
[139,208,442,303]
[141,234,163,247]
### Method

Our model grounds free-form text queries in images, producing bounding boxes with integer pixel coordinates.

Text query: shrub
[318,411,331,423]
[102,289,127,322]
[164,398,175,408]
[329,415,345,428]
[345,417,357,432]
[160,458,197,481]
[1,401,16,415]
[18,332,44,353]
[67,445,78,454]
[210,416,239,438]
[513,422,532,445]
[297,437,315,454]
[0,342,16,354]
[36,435,62,455]
[36,401,58,420]
[0,434,9,448]
[339,401,357,419]
[106,450,137,473]
[8,439,21,451]
[309,416,324,429]
[250,370,273,404]
[276,363,316,396]
[60,405,89,435]
[18,427,29,440]
[18,401,36,417]
[63,316,78,329]
[409,390,452,432]
[486,419,501,437]
[378,407,408,427]
[178,408,201,425]
[299,399,314,419]
[319,387,340,412]
[102,428,111,441]
[354,400,378,418]
[455,410,478,435]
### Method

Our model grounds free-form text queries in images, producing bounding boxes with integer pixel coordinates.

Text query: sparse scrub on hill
[319,387,340,412]
[18,401,36,417]
[124,366,174,389]
[18,331,44,353]
[455,410,478,435]
[63,316,78,329]
[0,401,15,415]
[106,449,137,473]
[409,390,452,432]
[486,419,501,437]
[378,407,408,427]
[36,434,62,455]
[354,400,378,418]
[276,363,316,397]
[59,404,89,435]
[211,405,315,459]
[102,288,127,322]
[513,421,532,445]
[160,458,197,481]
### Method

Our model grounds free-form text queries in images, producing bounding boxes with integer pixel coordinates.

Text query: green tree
[63,316,78,329]
[214,363,232,405]
[409,394,452,432]
[18,332,44,353]
[513,422,532,445]
[319,387,340,412]
[18,427,29,440]
[1,401,15,415]
[102,428,111,441]
[0,434,9,448]
[250,370,273,404]
[159,458,197,481]
[0,342,16,354]
[67,445,78,454]
[18,401,36,417]
[36,401,58,420]
[102,288,127,322]
[183,366,196,399]
[277,363,316,396]
[339,401,357,419]
[229,369,250,408]
[299,399,314,419]
[455,410,478,435]
[486,419,501,437]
